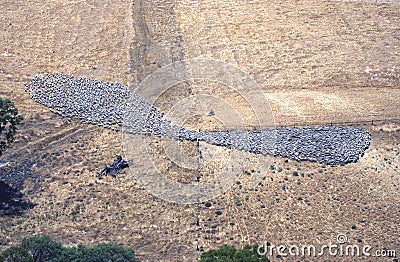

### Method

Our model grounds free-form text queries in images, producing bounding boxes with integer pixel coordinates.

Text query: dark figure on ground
[98,155,129,178]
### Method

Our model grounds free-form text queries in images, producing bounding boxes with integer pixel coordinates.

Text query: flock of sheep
[25,74,371,165]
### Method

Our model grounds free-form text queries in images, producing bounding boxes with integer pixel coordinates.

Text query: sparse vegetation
[1,1,399,260]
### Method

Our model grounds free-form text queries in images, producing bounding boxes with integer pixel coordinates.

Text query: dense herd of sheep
[25,74,371,165]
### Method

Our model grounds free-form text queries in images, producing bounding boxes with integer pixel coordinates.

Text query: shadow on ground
[0,180,35,217]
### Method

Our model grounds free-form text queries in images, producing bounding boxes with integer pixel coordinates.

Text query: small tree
[2,235,140,262]
[0,97,23,156]
[21,235,64,262]
[200,244,269,262]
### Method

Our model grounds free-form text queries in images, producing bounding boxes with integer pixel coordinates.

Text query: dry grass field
[0,0,399,261]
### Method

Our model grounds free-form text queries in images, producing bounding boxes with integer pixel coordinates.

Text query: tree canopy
[0,235,139,262]
[0,97,23,156]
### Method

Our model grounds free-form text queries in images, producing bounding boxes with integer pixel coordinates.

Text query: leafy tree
[1,235,139,262]
[21,235,64,262]
[0,97,23,156]
[0,246,33,262]
[59,243,139,262]
[200,244,269,262]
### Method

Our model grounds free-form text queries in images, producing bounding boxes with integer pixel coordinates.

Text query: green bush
[21,235,64,262]
[1,235,139,262]
[0,97,23,156]
[3,235,272,261]
[200,244,269,262]
[0,246,33,262]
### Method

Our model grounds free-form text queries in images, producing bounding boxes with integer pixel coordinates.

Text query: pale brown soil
[0,0,399,261]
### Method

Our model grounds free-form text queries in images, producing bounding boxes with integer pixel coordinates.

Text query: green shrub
[0,97,23,156]
[0,246,33,262]
[200,244,269,262]
[21,235,64,262]
[234,199,242,206]
[1,235,139,262]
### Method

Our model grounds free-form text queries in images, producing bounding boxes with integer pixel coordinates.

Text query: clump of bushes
[0,235,139,262]
[200,244,269,261]
[2,236,270,261]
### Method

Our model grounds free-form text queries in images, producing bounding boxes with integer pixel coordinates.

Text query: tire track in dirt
[129,2,202,260]
[129,0,186,86]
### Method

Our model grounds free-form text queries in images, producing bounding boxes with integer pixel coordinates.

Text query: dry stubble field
[0,0,399,261]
